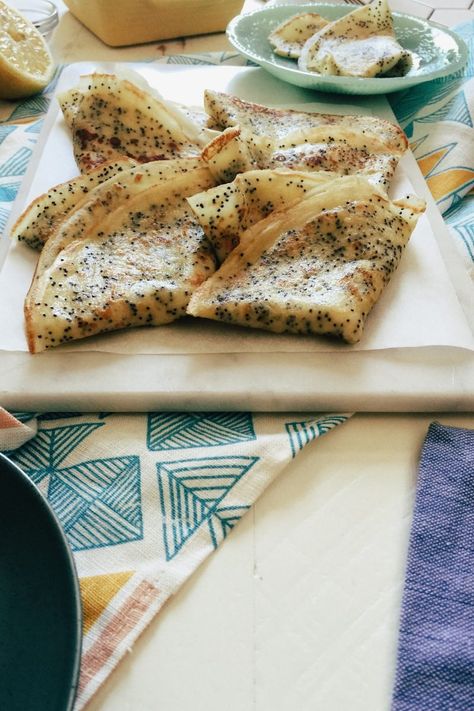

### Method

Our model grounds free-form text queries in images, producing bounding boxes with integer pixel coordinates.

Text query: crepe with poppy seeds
[14,157,203,257]
[58,73,211,173]
[25,164,216,353]
[201,124,399,191]
[202,91,407,189]
[12,157,137,250]
[268,12,329,59]
[187,176,425,344]
[204,89,407,152]
[188,168,338,263]
[298,0,412,77]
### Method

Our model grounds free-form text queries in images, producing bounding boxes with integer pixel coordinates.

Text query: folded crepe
[58,73,211,173]
[187,176,425,344]
[298,0,412,77]
[201,125,399,190]
[268,12,328,59]
[25,162,216,353]
[188,168,338,263]
[12,158,137,250]
[201,126,258,183]
[204,90,407,151]
[202,91,407,188]
[29,158,206,270]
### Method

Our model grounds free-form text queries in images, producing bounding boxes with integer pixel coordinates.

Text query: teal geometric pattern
[7,412,84,423]
[48,455,143,551]
[415,139,474,212]
[0,126,15,145]
[392,75,463,127]
[38,412,82,420]
[25,119,44,134]
[0,146,32,177]
[417,90,472,128]
[165,51,255,67]
[390,18,473,129]
[157,455,257,559]
[8,95,50,121]
[8,422,104,484]
[5,420,143,551]
[446,193,469,222]
[0,182,20,201]
[435,174,474,211]
[456,20,474,76]
[286,415,349,458]
[208,504,251,546]
[0,206,9,232]
[9,411,39,423]
[454,219,474,262]
[446,190,474,220]
[407,132,429,152]
[167,55,223,66]
[147,412,255,450]
[447,195,474,262]
[419,141,457,178]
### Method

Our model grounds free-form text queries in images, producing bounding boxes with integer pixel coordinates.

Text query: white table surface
[86,413,474,711]
[33,2,474,709]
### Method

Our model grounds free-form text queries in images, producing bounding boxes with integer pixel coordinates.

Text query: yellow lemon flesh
[0,0,54,100]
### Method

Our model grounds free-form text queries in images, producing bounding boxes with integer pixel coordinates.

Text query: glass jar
[8,0,59,40]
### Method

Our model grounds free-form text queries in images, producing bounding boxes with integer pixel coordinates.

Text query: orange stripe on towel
[0,409,23,429]
[78,578,159,695]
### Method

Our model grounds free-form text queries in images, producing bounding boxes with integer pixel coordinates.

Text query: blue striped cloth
[392,422,474,710]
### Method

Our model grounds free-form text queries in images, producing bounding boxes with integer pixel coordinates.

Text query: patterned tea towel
[0,408,350,707]
[389,21,474,273]
[392,422,474,711]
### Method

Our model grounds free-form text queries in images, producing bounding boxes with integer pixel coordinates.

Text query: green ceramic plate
[227,3,468,95]
[0,453,82,711]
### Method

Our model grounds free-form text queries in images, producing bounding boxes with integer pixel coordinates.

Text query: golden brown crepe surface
[25,164,216,352]
[188,168,337,263]
[188,176,425,344]
[12,158,137,250]
[202,90,407,188]
[58,74,206,172]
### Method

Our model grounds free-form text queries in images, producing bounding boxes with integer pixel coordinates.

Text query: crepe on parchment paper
[17,73,421,352]
[11,157,137,250]
[187,168,337,264]
[187,175,425,344]
[201,90,407,189]
[24,160,216,353]
[57,73,213,173]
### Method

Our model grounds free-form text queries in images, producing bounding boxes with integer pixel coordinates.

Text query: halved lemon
[0,0,55,100]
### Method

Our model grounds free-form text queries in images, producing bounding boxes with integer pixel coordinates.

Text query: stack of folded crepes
[269,0,413,78]
[12,72,425,353]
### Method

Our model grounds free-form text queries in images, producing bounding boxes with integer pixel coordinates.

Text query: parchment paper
[1,63,472,356]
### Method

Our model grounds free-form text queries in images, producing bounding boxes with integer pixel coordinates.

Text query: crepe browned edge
[187,177,426,344]
[24,161,217,353]
[11,157,138,250]
[203,90,409,156]
[58,73,206,173]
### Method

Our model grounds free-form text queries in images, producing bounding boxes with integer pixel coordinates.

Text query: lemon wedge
[0,0,54,100]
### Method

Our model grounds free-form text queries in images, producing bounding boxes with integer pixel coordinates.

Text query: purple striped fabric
[392,422,474,711]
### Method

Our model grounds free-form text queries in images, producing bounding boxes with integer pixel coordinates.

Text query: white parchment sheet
[1,63,472,357]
